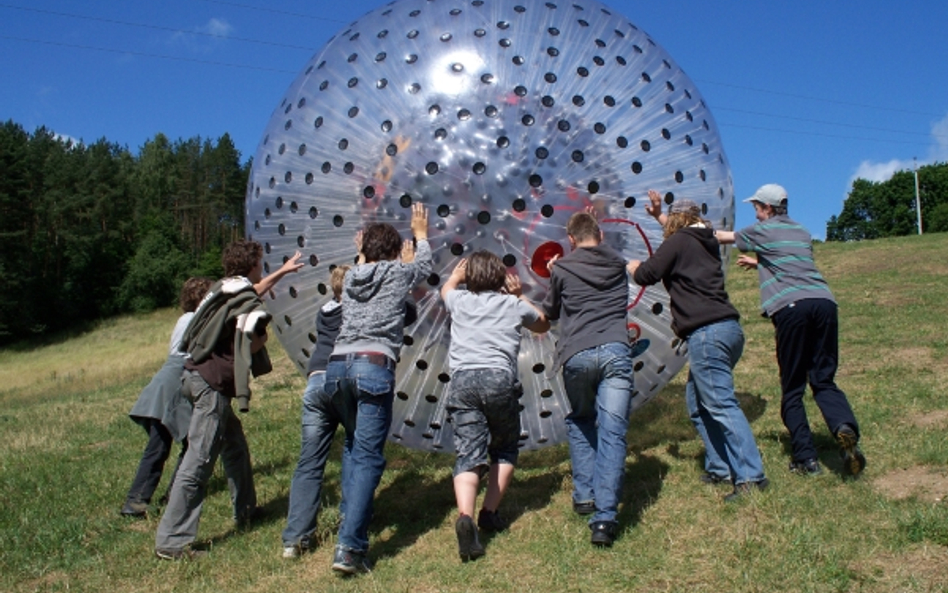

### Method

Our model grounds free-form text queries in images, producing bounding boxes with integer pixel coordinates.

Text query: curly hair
[361,223,402,263]
[180,276,214,313]
[330,265,350,298]
[664,211,713,238]
[566,212,601,243]
[465,250,506,294]
[222,240,263,277]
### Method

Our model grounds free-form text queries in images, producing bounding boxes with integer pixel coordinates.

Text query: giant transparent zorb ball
[247,0,734,452]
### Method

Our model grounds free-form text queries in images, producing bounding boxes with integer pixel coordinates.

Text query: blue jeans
[685,319,765,485]
[281,372,355,549]
[323,357,395,554]
[562,342,634,524]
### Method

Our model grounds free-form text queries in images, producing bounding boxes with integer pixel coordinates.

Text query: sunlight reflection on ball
[246,0,734,451]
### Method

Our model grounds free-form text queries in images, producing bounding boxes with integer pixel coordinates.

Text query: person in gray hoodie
[321,203,431,575]
[540,211,634,548]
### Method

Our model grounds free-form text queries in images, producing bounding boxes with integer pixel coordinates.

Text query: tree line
[826,161,948,241]
[0,120,249,343]
[2,117,944,342]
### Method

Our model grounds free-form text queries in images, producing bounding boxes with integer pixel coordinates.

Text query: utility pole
[913,157,923,235]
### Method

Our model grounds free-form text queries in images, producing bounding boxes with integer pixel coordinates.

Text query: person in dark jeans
[716,183,866,478]
[320,203,431,575]
[540,211,635,547]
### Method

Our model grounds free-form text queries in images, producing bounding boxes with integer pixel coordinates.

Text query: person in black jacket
[629,190,768,502]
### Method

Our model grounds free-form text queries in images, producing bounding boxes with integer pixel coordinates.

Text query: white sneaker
[282,546,300,559]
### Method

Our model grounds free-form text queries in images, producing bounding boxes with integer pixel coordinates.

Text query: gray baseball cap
[668,198,700,215]
[744,183,788,207]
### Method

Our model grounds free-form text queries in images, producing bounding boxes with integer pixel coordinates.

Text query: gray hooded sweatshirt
[332,240,432,362]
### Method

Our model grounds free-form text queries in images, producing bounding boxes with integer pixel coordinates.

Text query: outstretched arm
[714,229,736,244]
[736,254,758,270]
[646,190,667,226]
[441,259,467,301]
[254,251,303,298]
[505,274,550,333]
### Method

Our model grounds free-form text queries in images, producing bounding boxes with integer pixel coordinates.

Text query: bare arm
[736,254,758,270]
[505,274,550,333]
[411,202,428,241]
[646,190,667,226]
[441,259,467,301]
[254,251,303,298]
[714,229,736,244]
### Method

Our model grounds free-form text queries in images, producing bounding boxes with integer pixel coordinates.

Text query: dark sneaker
[155,547,207,561]
[477,508,508,533]
[236,506,266,528]
[331,546,372,575]
[121,500,148,519]
[572,500,596,516]
[836,425,866,477]
[724,478,770,503]
[788,458,823,476]
[590,521,618,547]
[699,472,732,486]
[455,515,485,562]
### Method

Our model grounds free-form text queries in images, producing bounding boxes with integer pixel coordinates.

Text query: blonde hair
[330,265,350,298]
[664,211,712,238]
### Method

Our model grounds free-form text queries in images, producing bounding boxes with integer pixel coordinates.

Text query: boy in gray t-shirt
[441,251,549,562]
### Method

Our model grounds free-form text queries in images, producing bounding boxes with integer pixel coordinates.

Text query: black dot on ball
[558,120,571,132]
[416,359,428,370]
[529,174,543,187]
[309,254,319,266]
[477,211,491,224]
[675,171,684,183]
[403,335,414,346]
[541,205,554,217]
[588,181,600,194]
[426,274,440,286]
[399,194,412,208]
[451,243,464,256]
[497,136,510,148]
[437,204,450,217]
[512,199,526,212]
[624,197,636,208]
[426,162,439,174]
[631,162,643,174]
[333,215,344,227]
[514,85,527,97]
[503,254,517,267]
[535,147,549,159]
[532,363,545,373]
[652,302,664,315]
[571,150,584,162]
[363,186,375,198]
[473,162,486,174]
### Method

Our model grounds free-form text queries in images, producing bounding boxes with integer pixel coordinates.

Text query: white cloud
[200,18,233,38]
[169,18,233,51]
[849,112,948,186]
[928,112,948,162]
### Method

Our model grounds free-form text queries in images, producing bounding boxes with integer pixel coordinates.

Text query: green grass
[3,233,948,592]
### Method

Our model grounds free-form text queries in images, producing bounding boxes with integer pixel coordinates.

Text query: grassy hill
[2,233,947,593]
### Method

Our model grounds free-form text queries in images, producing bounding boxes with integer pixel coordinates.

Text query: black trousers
[771,298,859,462]
[125,418,187,504]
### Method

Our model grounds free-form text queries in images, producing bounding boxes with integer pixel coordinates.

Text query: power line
[0,35,297,74]
[0,3,316,52]
[193,0,349,24]
[717,121,932,148]
[695,79,943,118]
[715,107,948,140]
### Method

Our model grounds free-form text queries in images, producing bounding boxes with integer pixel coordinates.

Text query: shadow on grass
[760,425,857,477]
[369,467,455,561]
[617,453,669,535]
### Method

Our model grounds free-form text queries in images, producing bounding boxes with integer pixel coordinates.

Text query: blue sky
[2,0,946,238]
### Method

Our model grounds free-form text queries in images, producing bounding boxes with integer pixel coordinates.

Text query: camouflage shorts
[446,368,522,477]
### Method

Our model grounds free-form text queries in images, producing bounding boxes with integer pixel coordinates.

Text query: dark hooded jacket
[632,226,739,339]
[541,243,630,368]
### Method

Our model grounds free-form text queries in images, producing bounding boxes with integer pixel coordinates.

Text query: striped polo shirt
[734,214,835,317]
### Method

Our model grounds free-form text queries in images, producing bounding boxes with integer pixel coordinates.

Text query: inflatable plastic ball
[246,0,735,451]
